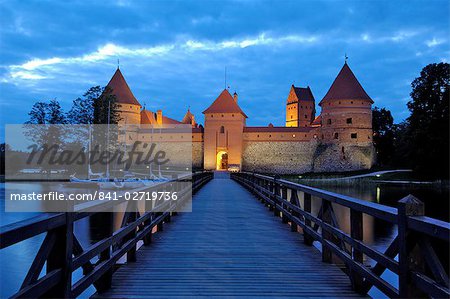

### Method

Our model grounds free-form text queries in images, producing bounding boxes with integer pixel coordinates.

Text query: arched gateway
[202,89,247,171]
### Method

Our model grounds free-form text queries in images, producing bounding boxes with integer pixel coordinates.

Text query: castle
[105,62,375,174]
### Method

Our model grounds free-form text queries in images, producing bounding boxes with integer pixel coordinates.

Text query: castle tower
[105,68,141,125]
[319,62,373,144]
[181,108,196,127]
[286,85,316,127]
[202,89,247,170]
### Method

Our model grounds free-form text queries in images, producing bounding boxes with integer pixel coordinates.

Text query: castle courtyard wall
[241,140,375,174]
[242,141,316,174]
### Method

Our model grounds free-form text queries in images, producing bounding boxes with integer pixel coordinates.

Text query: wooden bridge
[1,171,449,298]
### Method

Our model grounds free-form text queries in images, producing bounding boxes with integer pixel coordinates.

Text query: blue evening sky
[0,0,449,141]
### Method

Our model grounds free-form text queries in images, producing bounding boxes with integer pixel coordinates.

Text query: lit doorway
[216,151,228,170]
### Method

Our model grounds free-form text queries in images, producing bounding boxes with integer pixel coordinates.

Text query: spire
[203,89,247,117]
[105,68,141,106]
[320,63,373,105]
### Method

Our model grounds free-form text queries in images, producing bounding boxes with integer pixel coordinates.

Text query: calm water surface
[0,181,448,298]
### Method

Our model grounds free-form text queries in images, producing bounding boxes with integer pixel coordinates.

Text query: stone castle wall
[241,140,375,174]
[312,142,375,173]
[242,141,316,174]
[192,142,204,169]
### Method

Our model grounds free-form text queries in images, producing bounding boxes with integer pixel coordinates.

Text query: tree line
[372,62,449,179]
[25,86,121,125]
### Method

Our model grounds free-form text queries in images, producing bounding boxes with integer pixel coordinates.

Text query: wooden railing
[231,172,449,298]
[0,171,213,298]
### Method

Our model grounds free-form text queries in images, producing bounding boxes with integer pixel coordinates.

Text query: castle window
[232,114,234,117]
[292,134,296,138]
[305,115,308,119]
[339,101,341,104]
[321,134,324,139]
[130,106,132,108]
[327,119,332,125]
[334,133,339,139]
[269,135,272,138]
[351,133,357,139]
[221,114,224,117]
[301,105,303,108]
[291,115,293,119]
[220,126,225,133]
[351,101,354,104]
[346,118,353,124]
[211,115,213,118]
[257,135,259,138]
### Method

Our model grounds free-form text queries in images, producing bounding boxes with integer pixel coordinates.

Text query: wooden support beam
[398,195,426,298]
[350,209,364,293]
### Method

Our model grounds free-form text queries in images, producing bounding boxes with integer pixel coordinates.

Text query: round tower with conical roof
[319,62,373,144]
[105,68,142,125]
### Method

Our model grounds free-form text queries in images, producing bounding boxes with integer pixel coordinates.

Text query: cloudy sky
[0,0,448,140]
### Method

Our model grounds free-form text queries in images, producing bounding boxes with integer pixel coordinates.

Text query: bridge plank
[94,176,365,298]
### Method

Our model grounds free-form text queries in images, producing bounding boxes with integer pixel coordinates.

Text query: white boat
[98,179,125,189]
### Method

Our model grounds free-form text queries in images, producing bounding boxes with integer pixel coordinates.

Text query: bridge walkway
[95,173,363,298]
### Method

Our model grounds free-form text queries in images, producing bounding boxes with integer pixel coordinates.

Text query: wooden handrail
[0,171,214,298]
[231,171,450,298]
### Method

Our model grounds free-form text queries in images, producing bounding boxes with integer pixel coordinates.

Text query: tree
[406,62,449,178]
[25,99,67,153]
[26,99,66,124]
[93,86,121,125]
[47,99,67,124]
[372,107,395,166]
[67,97,94,124]
[26,102,48,124]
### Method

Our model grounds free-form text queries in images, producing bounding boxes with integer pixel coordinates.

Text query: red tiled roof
[162,115,182,124]
[203,89,248,118]
[140,109,156,125]
[292,85,315,102]
[141,109,182,125]
[244,126,312,133]
[320,63,373,105]
[181,109,195,124]
[311,115,322,127]
[105,68,141,106]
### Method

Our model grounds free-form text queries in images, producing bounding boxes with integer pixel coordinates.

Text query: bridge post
[127,202,138,263]
[95,212,114,292]
[268,179,274,211]
[398,195,426,298]
[273,176,280,217]
[44,211,74,297]
[281,186,288,223]
[350,209,364,293]
[251,172,256,194]
[290,190,300,232]
[321,200,333,263]
[303,193,313,246]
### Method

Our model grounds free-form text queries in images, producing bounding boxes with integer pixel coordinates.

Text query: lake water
[0,180,448,298]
